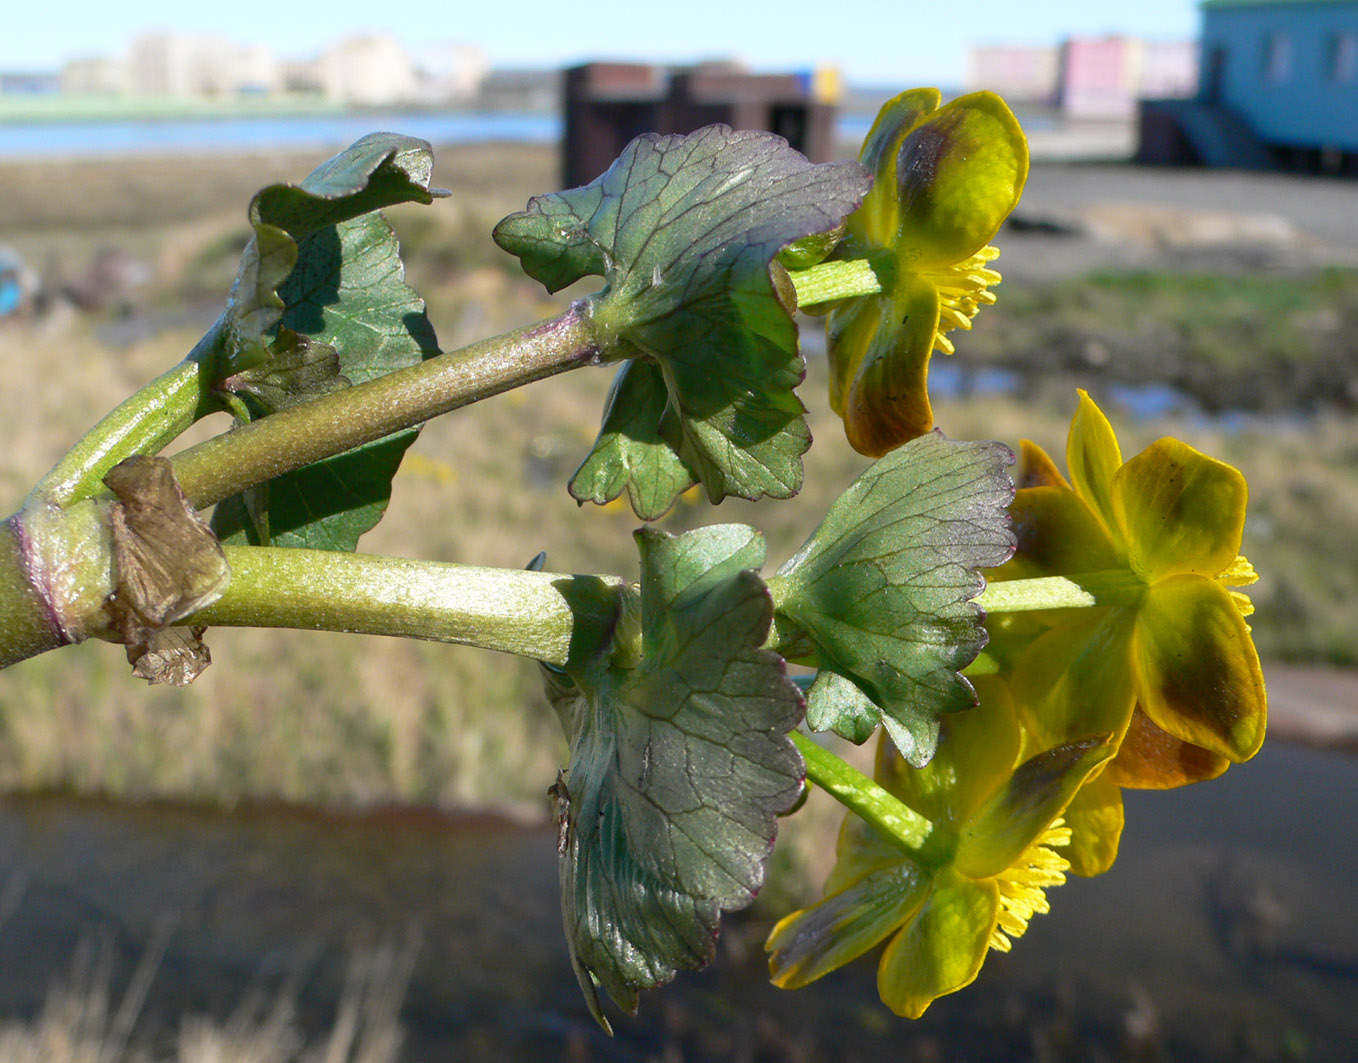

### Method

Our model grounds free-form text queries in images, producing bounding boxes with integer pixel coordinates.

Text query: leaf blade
[774,432,1016,764]
[496,126,870,517]
[548,524,805,1025]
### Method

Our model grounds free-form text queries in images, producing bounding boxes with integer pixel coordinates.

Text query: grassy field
[0,142,1354,818]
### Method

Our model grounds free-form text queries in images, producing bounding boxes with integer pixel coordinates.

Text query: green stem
[192,545,627,667]
[975,571,1145,613]
[791,731,933,853]
[788,259,881,308]
[28,326,223,508]
[0,517,64,669]
[171,302,602,510]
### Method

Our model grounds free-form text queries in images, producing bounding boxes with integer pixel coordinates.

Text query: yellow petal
[1065,390,1123,545]
[857,88,942,244]
[825,290,879,417]
[826,802,919,895]
[837,274,941,455]
[876,871,999,1018]
[892,92,1029,270]
[1010,484,1121,577]
[1061,774,1125,877]
[1017,439,1070,490]
[876,674,1020,829]
[1105,706,1231,790]
[1134,576,1267,761]
[1010,611,1139,750]
[955,733,1112,880]
[1112,438,1248,583]
[767,861,931,989]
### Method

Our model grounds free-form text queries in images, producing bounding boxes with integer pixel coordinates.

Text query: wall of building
[1201,0,1358,151]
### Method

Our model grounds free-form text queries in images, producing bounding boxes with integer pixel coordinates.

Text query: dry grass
[0,142,1353,821]
[0,933,414,1063]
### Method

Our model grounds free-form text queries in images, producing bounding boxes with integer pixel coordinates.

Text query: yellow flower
[993,391,1266,875]
[827,88,1028,456]
[767,679,1109,1017]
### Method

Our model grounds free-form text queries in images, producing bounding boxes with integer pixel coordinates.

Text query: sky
[2,0,1203,86]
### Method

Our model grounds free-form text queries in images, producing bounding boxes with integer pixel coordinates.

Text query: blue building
[1139,0,1358,171]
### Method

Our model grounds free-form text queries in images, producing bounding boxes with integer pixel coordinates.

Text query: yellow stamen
[924,246,1004,360]
[988,821,1071,953]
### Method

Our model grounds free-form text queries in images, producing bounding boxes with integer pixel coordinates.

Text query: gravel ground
[1002,161,1358,280]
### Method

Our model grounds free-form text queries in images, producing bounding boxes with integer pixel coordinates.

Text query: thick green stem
[192,545,627,667]
[171,302,602,510]
[788,259,881,308]
[791,731,934,853]
[0,517,64,668]
[28,342,220,509]
[975,571,1145,613]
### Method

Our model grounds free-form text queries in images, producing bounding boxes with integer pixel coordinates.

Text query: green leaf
[568,360,697,521]
[495,126,870,517]
[545,524,805,1028]
[212,210,440,550]
[770,432,1015,766]
[217,327,348,414]
[210,132,441,381]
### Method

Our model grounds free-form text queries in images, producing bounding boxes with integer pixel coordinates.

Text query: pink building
[1060,36,1198,119]
[966,45,1060,104]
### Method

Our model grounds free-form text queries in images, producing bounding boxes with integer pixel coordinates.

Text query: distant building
[317,34,418,107]
[967,37,1196,118]
[477,68,560,112]
[1201,0,1358,157]
[562,61,840,188]
[125,32,281,97]
[967,45,1061,105]
[1059,37,1197,119]
[60,56,126,95]
[415,43,489,103]
[1139,0,1358,170]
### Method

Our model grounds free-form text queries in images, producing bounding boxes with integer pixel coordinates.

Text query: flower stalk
[787,259,882,309]
[28,323,225,508]
[975,571,1147,614]
[171,302,602,510]
[791,731,934,853]
[193,545,627,668]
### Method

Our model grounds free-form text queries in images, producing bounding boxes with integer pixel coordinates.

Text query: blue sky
[3,1,1203,85]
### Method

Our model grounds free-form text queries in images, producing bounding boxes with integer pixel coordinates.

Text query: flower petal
[1065,390,1123,544]
[1134,576,1267,761]
[1105,706,1230,789]
[1113,438,1248,583]
[836,274,942,455]
[767,861,930,989]
[892,92,1029,270]
[876,674,1020,829]
[825,290,880,418]
[955,733,1113,880]
[877,871,998,1018]
[1010,611,1139,750]
[1061,774,1124,877]
[856,88,942,244]
[1009,484,1121,578]
[1017,439,1070,490]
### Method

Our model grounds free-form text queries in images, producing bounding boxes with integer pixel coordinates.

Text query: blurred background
[0,1,1356,1060]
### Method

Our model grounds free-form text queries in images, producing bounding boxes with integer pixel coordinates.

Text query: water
[0,110,919,160]
[0,111,561,159]
[0,738,1353,1061]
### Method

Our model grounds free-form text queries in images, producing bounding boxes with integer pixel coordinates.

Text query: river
[0,111,562,159]
[0,736,1354,1061]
